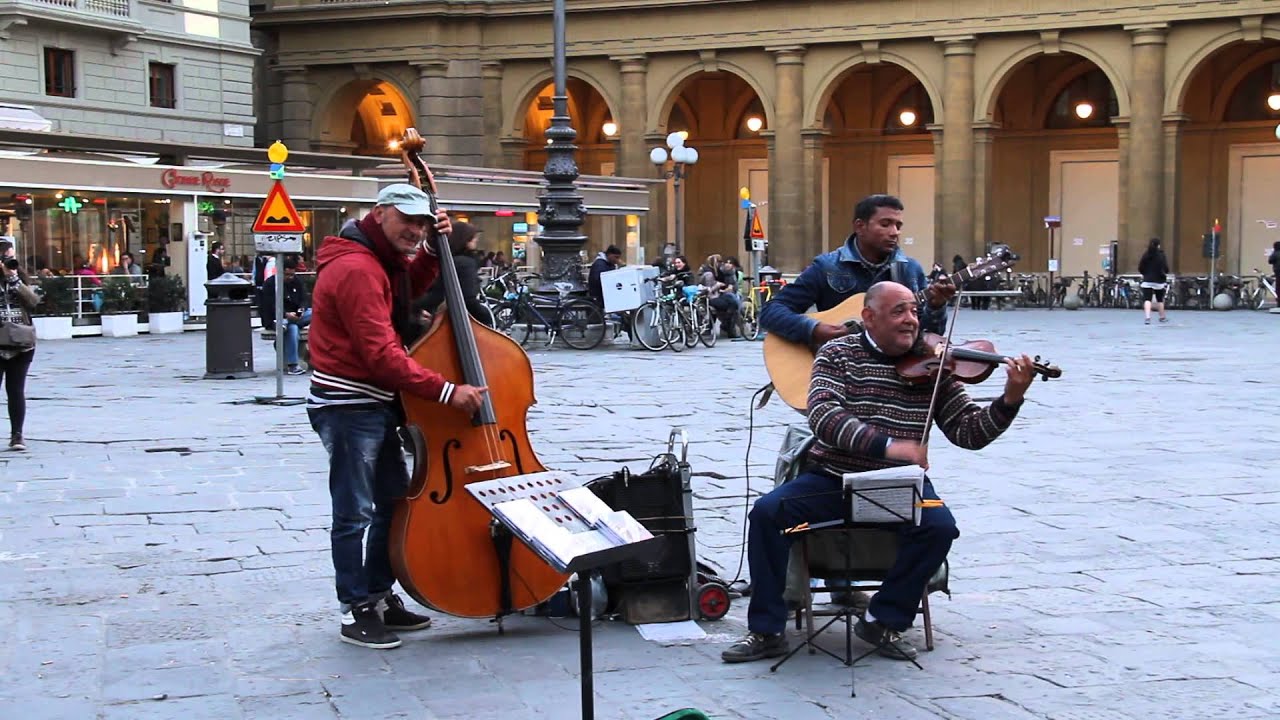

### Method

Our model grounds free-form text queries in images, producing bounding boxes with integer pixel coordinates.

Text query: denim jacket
[758,234,947,344]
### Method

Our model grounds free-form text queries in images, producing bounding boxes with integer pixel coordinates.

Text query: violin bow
[918,283,965,451]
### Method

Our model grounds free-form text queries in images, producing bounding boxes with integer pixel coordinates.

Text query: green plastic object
[653,710,712,720]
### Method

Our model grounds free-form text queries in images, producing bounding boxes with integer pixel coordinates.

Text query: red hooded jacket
[307,214,455,407]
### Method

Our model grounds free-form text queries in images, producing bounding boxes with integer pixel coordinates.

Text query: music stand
[467,472,662,720]
[768,469,925,696]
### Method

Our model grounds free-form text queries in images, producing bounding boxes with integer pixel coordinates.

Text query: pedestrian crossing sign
[750,212,765,239]
[252,181,305,233]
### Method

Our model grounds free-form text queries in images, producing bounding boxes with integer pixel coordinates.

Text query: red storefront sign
[159,168,231,193]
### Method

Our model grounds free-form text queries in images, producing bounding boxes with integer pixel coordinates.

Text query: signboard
[254,233,303,253]
[513,222,529,233]
[1048,259,1060,272]
[252,181,306,233]
[750,212,765,239]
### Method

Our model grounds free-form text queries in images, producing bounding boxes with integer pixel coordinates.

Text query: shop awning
[0,105,52,133]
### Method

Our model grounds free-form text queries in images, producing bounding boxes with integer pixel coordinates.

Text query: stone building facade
[253,0,1280,277]
[1,0,257,147]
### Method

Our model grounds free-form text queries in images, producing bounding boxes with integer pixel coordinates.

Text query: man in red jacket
[307,183,486,650]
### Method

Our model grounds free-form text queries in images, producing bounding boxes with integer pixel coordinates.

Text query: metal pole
[535,0,588,292]
[275,252,284,398]
[1208,226,1217,303]
[577,572,594,720]
[674,170,683,252]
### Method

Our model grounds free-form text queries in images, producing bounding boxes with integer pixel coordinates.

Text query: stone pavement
[1,308,1278,720]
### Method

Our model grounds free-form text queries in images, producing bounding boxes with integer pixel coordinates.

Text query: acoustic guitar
[761,250,1020,411]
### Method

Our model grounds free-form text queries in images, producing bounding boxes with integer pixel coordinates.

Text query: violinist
[306,184,487,650]
[722,281,1036,665]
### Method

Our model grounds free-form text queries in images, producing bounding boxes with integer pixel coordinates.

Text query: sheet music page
[598,510,654,545]
[492,498,580,568]
[557,486,613,527]
[843,467,925,525]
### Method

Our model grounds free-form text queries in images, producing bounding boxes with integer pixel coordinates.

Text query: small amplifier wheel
[696,581,730,621]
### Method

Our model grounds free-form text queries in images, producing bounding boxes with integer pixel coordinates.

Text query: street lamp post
[535,0,588,292]
[649,132,699,252]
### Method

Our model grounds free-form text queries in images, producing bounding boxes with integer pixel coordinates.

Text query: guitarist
[758,194,956,346]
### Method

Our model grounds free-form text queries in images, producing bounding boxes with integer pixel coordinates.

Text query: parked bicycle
[492,273,605,350]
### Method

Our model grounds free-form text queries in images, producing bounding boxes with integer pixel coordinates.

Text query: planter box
[149,311,185,334]
[32,315,73,340]
[101,314,139,338]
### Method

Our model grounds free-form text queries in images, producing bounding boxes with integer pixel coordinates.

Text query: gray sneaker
[854,618,918,661]
[9,433,25,451]
[720,632,789,663]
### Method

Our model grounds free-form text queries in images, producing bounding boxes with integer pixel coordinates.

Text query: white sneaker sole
[339,633,402,650]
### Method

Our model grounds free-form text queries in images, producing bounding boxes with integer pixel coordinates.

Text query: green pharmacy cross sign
[58,196,83,214]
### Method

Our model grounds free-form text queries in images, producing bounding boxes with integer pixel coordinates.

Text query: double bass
[388,129,568,620]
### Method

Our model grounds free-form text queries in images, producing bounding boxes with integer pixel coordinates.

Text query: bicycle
[494,273,606,350]
[632,276,687,352]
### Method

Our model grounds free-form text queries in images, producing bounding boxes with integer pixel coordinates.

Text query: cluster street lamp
[649,131,699,252]
[535,0,588,292]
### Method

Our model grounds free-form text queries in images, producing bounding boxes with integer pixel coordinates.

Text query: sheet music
[843,466,925,525]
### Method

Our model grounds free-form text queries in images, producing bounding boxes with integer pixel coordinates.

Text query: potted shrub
[99,277,142,337]
[146,274,186,334]
[31,275,75,340]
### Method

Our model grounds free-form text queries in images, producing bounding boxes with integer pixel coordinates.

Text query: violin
[388,129,568,620]
[896,331,1062,385]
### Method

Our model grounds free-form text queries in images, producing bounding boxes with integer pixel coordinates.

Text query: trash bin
[204,272,256,380]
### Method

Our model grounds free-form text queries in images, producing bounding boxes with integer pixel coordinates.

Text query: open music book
[842,466,926,526]
[485,484,654,573]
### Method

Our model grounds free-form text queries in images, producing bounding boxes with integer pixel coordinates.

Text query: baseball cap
[375,183,433,217]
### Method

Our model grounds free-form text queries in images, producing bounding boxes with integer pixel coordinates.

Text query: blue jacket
[758,234,947,344]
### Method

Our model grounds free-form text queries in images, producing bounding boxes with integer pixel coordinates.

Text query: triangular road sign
[750,211,765,239]
[252,181,305,233]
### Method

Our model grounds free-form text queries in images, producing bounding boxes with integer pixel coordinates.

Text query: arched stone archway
[984,52,1122,275]
[312,77,417,156]
[651,60,773,136]
[1172,38,1280,275]
[807,55,943,130]
[507,70,619,140]
[977,42,1130,124]
[646,68,768,266]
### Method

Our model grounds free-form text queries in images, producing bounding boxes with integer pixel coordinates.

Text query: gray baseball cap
[375,183,433,217]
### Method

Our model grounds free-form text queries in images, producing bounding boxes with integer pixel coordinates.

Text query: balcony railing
[24,0,135,19]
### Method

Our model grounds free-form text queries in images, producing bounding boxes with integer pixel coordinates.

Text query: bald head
[860,281,920,356]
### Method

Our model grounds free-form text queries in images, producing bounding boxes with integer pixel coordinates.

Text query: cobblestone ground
[1,307,1277,719]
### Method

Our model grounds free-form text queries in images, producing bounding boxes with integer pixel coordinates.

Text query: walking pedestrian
[1,256,40,451]
[1138,238,1170,324]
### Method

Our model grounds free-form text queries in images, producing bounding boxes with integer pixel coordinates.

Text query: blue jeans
[746,469,957,635]
[308,404,408,609]
[285,308,312,365]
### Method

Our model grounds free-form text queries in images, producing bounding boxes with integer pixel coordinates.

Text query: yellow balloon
[267,141,288,164]
[739,187,751,201]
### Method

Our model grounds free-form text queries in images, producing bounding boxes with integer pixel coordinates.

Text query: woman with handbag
[1,258,39,451]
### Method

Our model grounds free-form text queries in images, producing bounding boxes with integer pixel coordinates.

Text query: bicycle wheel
[558,300,606,350]
[681,303,699,349]
[697,300,718,348]
[662,302,685,352]
[632,302,668,351]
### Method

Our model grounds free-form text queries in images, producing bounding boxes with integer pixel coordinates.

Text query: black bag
[0,320,35,350]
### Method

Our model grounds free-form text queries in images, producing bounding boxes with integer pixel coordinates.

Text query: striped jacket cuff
[438,381,455,406]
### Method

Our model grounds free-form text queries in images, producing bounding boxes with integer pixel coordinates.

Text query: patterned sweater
[807,332,1020,476]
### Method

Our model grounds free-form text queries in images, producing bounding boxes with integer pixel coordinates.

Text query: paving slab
[1,308,1278,719]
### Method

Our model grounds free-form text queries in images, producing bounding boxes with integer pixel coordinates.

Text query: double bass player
[307,184,486,649]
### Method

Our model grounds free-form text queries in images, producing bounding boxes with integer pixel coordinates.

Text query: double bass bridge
[465,461,513,474]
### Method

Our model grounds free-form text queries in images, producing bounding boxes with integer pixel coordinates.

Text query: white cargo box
[601,265,660,313]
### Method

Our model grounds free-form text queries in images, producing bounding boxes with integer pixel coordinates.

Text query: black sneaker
[854,618,918,661]
[378,592,432,631]
[340,603,402,649]
[720,631,789,663]
[9,434,25,451]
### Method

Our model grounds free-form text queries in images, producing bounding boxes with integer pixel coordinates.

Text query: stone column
[972,122,998,255]
[481,61,504,167]
[928,123,944,260]
[1124,24,1168,271]
[413,60,451,163]
[643,131,669,260]
[801,128,829,257]
[767,46,806,271]
[1162,113,1188,269]
[279,67,312,151]
[613,56,648,179]
[939,36,976,263]
[1113,117,1130,259]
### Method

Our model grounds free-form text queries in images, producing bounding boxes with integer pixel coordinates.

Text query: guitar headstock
[962,246,1020,281]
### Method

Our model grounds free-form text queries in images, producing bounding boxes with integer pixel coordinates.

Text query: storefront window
[0,190,173,275]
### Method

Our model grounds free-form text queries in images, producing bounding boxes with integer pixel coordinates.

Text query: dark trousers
[0,349,33,435]
[308,404,409,610]
[746,469,958,635]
